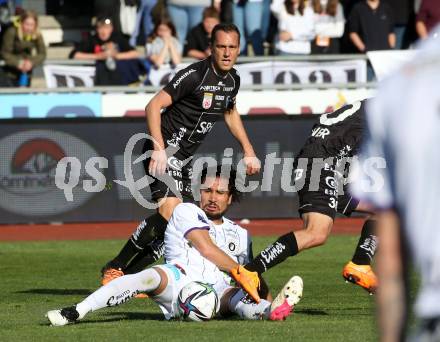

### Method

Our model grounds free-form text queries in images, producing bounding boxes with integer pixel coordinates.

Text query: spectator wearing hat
[70,16,140,85]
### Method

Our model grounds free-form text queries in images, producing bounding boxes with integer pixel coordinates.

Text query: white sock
[228,289,271,320]
[75,268,161,318]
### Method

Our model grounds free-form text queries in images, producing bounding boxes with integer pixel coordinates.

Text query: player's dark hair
[199,164,241,203]
[210,23,240,46]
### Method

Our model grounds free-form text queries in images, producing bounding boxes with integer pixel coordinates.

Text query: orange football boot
[230,265,261,303]
[342,261,378,294]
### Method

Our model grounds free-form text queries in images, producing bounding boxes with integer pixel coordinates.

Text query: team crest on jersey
[202,92,213,109]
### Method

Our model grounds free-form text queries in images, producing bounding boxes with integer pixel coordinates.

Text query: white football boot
[46,306,84,326]
[269,276,303,321]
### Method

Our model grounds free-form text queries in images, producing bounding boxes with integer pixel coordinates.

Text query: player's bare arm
[186,228,261,303]
[145,90,172,176]
[376,209,406,342]
[224,105,261,175]
[186,229,240,272]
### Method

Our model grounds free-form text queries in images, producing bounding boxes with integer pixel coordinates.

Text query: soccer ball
[177,281,219,321]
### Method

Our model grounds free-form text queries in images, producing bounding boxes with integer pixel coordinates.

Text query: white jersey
[351,27,440,318]
[164,203,252,289]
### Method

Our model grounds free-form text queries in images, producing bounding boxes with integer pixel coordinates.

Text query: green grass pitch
[0,235,378,341]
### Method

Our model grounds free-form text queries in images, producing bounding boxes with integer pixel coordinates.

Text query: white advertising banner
[43,59,366,88]
[43,65,95,88]
[148,59,367,87]
[367,50,417,81]
[236,60,367,85]
[101,88,376,117]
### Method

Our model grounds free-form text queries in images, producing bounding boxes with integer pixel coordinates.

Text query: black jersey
[298,100,366,160]
[161,58,240,159]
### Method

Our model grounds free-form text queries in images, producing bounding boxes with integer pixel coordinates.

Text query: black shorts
[142,141,193,202]
[295,161,359,220]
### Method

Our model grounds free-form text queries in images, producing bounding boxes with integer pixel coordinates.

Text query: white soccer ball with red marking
[177,281,219,321]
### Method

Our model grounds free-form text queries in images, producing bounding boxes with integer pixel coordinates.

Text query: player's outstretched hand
[243,154,261,175]
[149,149,168,176]
[230,265,261,303]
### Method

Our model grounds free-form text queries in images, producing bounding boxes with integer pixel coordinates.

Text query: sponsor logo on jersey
[168,156,183,171]
[196,121,214,134]
[167,127,187,147]
[202,92,213,109]
[311,126,330,139]
[228,242,236,252]
[223,86,234,92]
[325,176,336,189]
[172,69,196,89]
[218,81,225,86]
[0,130,97,216]
[215,95,224,101]
[200,85,221,92]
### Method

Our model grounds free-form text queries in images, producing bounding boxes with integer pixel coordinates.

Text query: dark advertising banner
[0,116,317,224]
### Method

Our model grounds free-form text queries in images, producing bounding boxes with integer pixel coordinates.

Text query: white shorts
[151,264,192,320]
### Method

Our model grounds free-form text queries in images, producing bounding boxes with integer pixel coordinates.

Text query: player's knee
[302,228,329,248]
[311,232,328,247]
[158,198,181,220]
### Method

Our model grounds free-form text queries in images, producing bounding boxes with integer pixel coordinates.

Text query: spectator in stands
[129,0,157,46]
[1,9,46,87]
[312,0,345,54]
[416,0,440,39]
[94,0,122,34]
[166,0,211,46]
[383,0,415,49]
[261,0,272,46]
[271,0,316,55]
[146,16,182,68]
[348,0,395,52]
[70,16,140,85]
[233,0,264,56]
[184,6,219,59]
[219,0,233,24]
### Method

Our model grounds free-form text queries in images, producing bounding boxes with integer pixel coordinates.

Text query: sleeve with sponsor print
[350,97,394,209]
[172,203,210,238]
[162,62,201,103]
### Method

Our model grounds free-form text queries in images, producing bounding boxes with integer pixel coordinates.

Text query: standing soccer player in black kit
[100,23,261,287]
[245,100,379,294]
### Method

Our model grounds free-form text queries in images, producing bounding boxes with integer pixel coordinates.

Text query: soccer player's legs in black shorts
[100,140,194,281]
[297,164,359,220]
[245,160,376,283]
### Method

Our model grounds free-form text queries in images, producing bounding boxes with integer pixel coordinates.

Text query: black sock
[246,232,299,274]
[351,219,378,265]
[108,213,168,270]
[124,240,165,274]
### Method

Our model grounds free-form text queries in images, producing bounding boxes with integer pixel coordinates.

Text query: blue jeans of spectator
[366,62,376,82]
[394,25,406,50]
[130,0,157,46]
[167,4,204,46]
[261,0,271,42]
[233,1,264,55]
